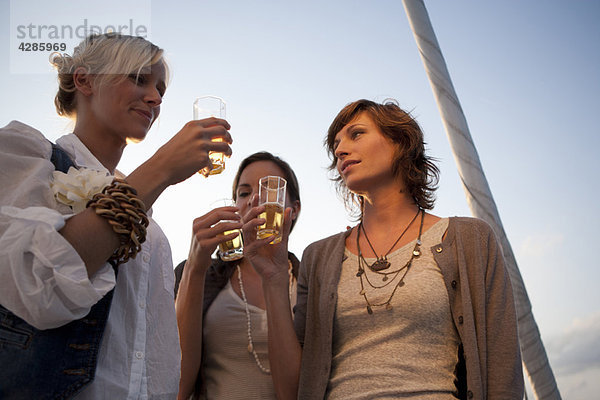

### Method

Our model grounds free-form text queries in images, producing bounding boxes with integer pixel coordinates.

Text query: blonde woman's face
[88,62,166,144]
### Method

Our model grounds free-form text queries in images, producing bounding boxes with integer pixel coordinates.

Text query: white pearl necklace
[236,263,294,375]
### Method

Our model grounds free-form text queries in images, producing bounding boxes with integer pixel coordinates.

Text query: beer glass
[257,176,287,244]
[212,199,244,261]
[193,96,227,177]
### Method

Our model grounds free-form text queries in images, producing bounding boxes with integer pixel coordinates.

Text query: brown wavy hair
[325,99,440,217]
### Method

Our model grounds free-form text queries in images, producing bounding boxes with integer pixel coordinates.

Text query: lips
[133,108,153,123]
[340,159,359,175]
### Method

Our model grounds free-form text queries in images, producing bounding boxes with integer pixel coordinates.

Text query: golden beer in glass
[257,203,284,244]
[193,96,227,176]
[257,176,287,244]
[218,228,243,261]
[212,199,243,261]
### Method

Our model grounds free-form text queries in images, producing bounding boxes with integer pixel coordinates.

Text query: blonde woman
[0,33,231,399]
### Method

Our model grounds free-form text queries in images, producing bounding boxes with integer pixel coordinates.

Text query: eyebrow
[333,123,367,147]
[347,123,367,130]
[236,183,252,191]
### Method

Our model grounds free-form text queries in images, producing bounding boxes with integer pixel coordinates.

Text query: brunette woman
[175,151,301,400]
[242,99,524,400]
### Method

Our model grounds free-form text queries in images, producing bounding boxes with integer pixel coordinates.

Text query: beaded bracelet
[86,178,149,266]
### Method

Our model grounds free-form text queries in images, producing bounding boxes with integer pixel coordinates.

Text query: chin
[344,180,365,195]
[344,176,373,196]
[126,133,147,144]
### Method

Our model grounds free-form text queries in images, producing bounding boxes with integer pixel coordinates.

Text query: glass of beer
[193,96,227,177]
[257,176,287,244]
[212,199,244,261]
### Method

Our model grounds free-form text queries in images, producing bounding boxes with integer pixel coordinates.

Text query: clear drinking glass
[211,198,244,261]
[256,176,287,244]
[193,95,227,177]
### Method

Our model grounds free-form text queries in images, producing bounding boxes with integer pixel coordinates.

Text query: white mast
[401,1,561,398]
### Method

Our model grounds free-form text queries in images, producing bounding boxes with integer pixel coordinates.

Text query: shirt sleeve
[0,121,115,330]
[480,222,525,398]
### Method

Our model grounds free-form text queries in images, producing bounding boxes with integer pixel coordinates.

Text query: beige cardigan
[294,217,524,400]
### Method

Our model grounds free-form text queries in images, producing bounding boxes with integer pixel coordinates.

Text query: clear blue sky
[1,1,598,398]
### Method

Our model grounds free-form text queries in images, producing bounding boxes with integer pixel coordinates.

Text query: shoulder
[442,217,504,269]
[0,120,49,143]
[300,230,349,275]
[288,251,301,278]
[174,258,235,282]
[173,260,186,298]
[302,230,348,258]
[0,120,45,137]
[447,216,496,242]
[449,216,492,229]
[0,121,52,158]
[173,258,234,299]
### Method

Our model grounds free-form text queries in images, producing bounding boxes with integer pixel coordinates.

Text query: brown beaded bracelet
[86,178,149,266]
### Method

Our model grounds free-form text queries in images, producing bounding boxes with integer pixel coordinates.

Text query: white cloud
[542,312,600,399]
[518,232,565,260]
[553,366,600,400]
[547,311,600,374]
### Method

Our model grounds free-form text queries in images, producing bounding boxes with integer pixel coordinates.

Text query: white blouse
[0,121,180,399]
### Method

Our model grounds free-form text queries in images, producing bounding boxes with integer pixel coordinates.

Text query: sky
[1,0,599,398]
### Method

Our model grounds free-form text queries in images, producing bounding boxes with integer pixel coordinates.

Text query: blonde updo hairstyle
[51,33,167,118]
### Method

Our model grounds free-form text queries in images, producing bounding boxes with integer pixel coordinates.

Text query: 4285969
[18,42,67,52]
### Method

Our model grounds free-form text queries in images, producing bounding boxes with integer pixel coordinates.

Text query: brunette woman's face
[87,62,166,144]
[333,112,397,194]
[235,160,298,222]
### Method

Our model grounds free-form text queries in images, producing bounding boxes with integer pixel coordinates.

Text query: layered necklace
[236,263,294,374]
[356,208,424,314]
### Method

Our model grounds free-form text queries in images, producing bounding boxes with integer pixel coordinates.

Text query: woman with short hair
[242,99,524,400]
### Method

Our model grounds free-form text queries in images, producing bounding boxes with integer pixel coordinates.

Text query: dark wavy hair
[325,99,439,218]
[232,151,301,231]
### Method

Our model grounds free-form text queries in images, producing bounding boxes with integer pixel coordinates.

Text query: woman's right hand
[240,195,293,288]
[126,118,232,212]
[186,205,242,274]
[152,118,233,186]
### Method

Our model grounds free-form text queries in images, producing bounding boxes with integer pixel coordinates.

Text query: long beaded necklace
[360,207,421,271]
[236,263,294,374]
[356,208,424,314]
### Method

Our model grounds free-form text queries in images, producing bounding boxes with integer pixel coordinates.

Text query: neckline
[225,280,267,313]
[345,217,448,259]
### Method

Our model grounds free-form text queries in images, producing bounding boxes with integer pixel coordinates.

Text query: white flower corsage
[51,167,114,213]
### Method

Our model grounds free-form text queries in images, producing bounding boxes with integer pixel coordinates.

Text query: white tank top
[202,280,275,399]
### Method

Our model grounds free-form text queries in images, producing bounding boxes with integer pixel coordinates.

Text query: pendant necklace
[359,207,421,272]
[356,208,424,314]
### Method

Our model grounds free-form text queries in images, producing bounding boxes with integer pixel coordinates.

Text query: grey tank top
[327,218,460,400]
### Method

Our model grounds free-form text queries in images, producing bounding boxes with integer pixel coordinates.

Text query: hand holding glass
[212,199,244,261]
[257,176,286,244]
[193,96,227,177]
